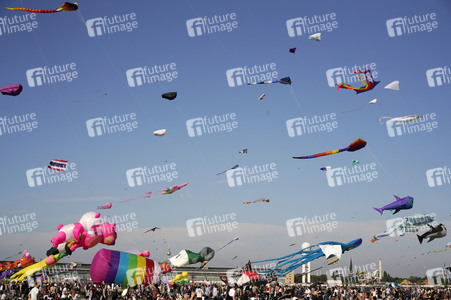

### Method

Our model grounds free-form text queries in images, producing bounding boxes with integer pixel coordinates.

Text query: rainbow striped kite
[293,138,367,159]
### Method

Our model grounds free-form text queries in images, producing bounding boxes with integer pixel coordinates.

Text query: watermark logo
[0,113,38,136]
[26,163,78,188]
[226,63,277,87]
[186,13,238,37]
[0,14,38,36]
[126,63,178,87]
[86,13,138,37]
[286,213,337,237]
[386,13,438,37]
[426,167,451,187]
[86,113,138,137]
[286,113,338,137]
[26,63,78,87]
[0,213,38,236]
[43,264,79,283]
[326,163,378,187]
[101,213,138,232]
[386,113,438,137]
[426,267,450,285]
[426,67,451,87]
[327,263,378,286]
[286,13,338,37]
[326,63,378,87]
[186,113,238,137]
[226,163,278,187]
[126,162,178,187]
[186,213,237,237]
[386,213,437,237]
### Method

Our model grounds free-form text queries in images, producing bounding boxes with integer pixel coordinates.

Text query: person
[195,286,203,300]
[28,285,40,300]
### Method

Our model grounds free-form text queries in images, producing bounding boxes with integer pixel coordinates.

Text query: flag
[48,159,68,172]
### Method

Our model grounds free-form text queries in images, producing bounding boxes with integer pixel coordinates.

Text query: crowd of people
[0,281,450,300]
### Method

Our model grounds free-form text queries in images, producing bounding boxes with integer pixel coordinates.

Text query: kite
[417,224,447,244]
[97,202,112,210]
[379,115,421,124]
[232,256,238,260]
[422,241,451,255]
[6,2,78,13]
[384,81,399,90]
[289,243,296,247]
[336,69,380,94]
[0,84,23,96]
[289,48,297,53]
[243,198,269,204]
[369,99,377,104]
[239,149,248,154]
[48,159,68,172]
[161,182,188,194]
[293,138,367,159]
[309,33,321,41]
[216,164,239,175]
[162,92,177,100]
[373,195,414,215]
[198,238,239,268]
[352,160,359,165]
[167,247,215,267]
[371,219,405,243]
[258,94,266,100]
[172,272,190,284]
[320,166,331,171]
[0,269,15,280]
[143,227,160,234]
[250,239,362,277]
[69,262,82,269]
[90,249,162,287]
[248,76,291,85]
[153,129,167,136]
[0,252,34,271]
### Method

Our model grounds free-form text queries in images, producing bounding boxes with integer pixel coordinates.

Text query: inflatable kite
[243,198,269,205]
[422,241,451,255]
[90,249,162,287]
[162,92,177,100]
[0,84,23,96]
[0,252,34,271]
[379,115,421,124]
[167,247,215,267]
[48,159,68,172]
[418,224,447,244]
[336,69,379,94]
[153,129,167,136]
[161,182,188,194]
[373,195,414,215]
[248,76,291,85]
[216,164,239,175]
[172,271,189,284]
[251,239,362,277]
[384,81,399,90]
[6,2,78,13]
[309,33,321,41]
[97,202,112,209]
[293,138,367,159]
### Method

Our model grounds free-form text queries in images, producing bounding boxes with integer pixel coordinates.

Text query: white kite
[153,129,167,136]
[309,33,321,41]
[384,81,399,91]
[369,99,377,104]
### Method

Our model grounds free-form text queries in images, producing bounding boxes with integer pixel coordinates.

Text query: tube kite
[336,70,379,94]
[0,84,23,96]
[379,116,421,124]
[243,198,269,204]
[6,2,78,13]
[293,138,367,159]
[248,77,291,85]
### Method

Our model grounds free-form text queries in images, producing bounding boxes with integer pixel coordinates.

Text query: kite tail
[417,234,424,244]
[373,207,383,215]
[5,7,58,13]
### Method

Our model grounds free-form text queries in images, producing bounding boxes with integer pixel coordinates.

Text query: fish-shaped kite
[162,182,189,194]
[373,195,414,215]
[97,202,112,210]
[6,2,78,13]
[293,138,367,159]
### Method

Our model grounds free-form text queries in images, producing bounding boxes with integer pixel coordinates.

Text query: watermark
[126,63,178,87]
[43,264,79,283]
[386,13,438,38]
[0,14,38,36]
[226,63,277,87]
[426,267,451,285]
[286,113,338,137]
[226,163,278,187]
[286,13,338,37]
[286,213,337,237]
[186,13,238,37]
[126,162,178,187]
[86,113,138,137]
[101,213,138,233]
[0,113,38,136]
[86,13,138,37]
[186,213,237,237]
[327,262,378,286]
[326,163,378,187]
[426,166,451,187]
[386,213,437,238]
[186,113,237,137]
[385,113,438,137]
[0,213,38,236]
[26,163,78,188]
[426,67,451,87]
[26,63,78,87]
[326,63,378,88]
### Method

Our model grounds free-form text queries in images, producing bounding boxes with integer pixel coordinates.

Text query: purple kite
[289,48,296,53]
[0,84,23,96]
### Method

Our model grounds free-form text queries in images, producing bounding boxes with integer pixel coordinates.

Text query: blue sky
[0,0,450,278]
